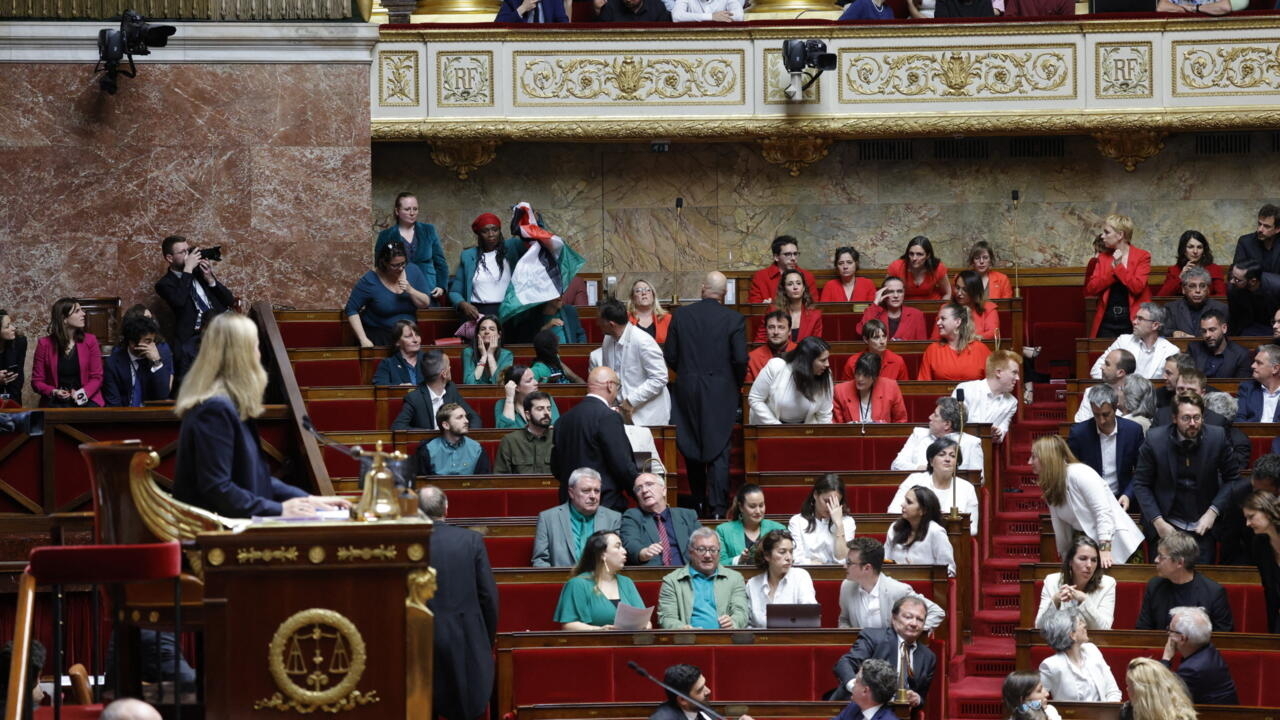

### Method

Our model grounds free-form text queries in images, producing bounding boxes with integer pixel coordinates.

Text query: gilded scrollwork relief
[514,51,743,106]
[840,46,1074,102]
[1174,40,1280,95]
[758,137,832,176]
[1096,43,1152,99]
[762,49,819,105]
[379,51,419,107]
[429,140,501,180]
[1093,130,1167,172]
[438,52,494,107]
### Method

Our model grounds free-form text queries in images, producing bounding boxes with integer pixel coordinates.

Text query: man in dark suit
[154,235,234,377]
[495,0,569,22]
[1161,606,1239,705]
[391,350,482,431]
[418,486,499,720]
[1132,394,1246,564]
[831,596,937,708]
[102,315,174,407]
[648,664,753,720]
[621,473,702,566]
[1232,203,1280,285]
[1227,260,1280,336]
[1150,369,1249,467]
[1236,344,1280,422]
[663,271,747,518]
[1189,310,1252,380]
[550,366,638,513]
[832,659,899,720]
[1067,384,1144,508]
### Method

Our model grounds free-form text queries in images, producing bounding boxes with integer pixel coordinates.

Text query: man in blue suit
[1067,384,1144,509]
[621,473,702,566]
[832,659,899,720]
[1236,344,1280,422]
[495,0,569,22]
[1161,606,1239,705]
[831,596,937,707]
[102,315,174,407]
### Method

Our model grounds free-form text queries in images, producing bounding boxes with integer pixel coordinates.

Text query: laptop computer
[765,603,822,629]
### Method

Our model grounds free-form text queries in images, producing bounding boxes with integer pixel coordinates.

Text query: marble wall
[374,133,1276,300]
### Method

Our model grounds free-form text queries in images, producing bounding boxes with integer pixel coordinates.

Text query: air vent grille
[856,139,912,162]
[933,138,990,160]
[1008,136,1065,158]
[1195,133,1251,155]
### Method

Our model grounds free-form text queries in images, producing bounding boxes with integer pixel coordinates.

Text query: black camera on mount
[781,40,836,101]
[95,10,176,95]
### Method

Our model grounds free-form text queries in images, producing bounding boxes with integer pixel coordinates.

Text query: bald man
[100,699,162,720]
[550,365,639,512]
[664,271,748,517]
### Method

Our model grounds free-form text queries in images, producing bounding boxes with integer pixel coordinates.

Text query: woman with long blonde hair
[917,303,989,381]
[1031,435,1143,569]
[173,314,348,518]
[1124,657,1196,720]
[627,279,671,344]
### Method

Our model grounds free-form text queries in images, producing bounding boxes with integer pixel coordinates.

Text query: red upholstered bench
[450,488,557,519]
[308,399,377,432]
[755,436,904,472]
[293,358,362,387]
[279,320,347,348]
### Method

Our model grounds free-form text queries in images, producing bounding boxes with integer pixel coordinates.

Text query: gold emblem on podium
[254,608,381,713]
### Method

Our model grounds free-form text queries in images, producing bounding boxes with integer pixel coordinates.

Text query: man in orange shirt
[748,235,818,303]
[746,311,796,382]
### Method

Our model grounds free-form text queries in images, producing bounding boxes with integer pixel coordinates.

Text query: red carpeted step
[994,510,1041,536]
[971,609,1021,640]
[946,674,1007,719]
[999,490,1046,513]
[990,534,1040,561]
[979,584,1021,614]
[980,556,1025,586]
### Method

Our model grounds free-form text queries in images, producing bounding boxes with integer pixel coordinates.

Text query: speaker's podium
[196,520,434,720]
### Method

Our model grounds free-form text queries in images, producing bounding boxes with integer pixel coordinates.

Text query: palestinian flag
[498,202,585,322]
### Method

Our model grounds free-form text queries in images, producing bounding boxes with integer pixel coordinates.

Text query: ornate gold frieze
[237,546,299,564]
[379,50,420,107]
[336,544,398,561]
[429,140,501,179]
[1093,130,1167,171]
[255,608,380,713]
[1173,39,1280,96]
[405,569,436,720]
[839,45,1074,102]
[762,48,819,105]
[437,52,495,107]
[513,50,744,106]
[758,137,832,176]
[1096,42,1153,99]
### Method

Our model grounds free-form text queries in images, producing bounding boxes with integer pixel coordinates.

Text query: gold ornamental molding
[1093,130,1167,172]
[758,137,833,176]
[429,140,501,179]
[237,546,300,564]
[513,50,744,107]
[336,544,398,561]
[438,52,495,107]
[379,50,420,107]
[255,608,380,713]
[1096,42,1154,99]
[405,569,437,720]
[839,45,1074,103]
[1173,39,1280,96]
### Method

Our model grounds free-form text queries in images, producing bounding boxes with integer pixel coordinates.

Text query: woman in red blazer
[819,246,876,303]
[832,353,908,424]
[885,236,951,301]
[1084,215,1151,338]
[856,277,927,341]
[756,269,823,343]
[1155,230,1227,297]
[32,298,104,407]
[842,318,910,382]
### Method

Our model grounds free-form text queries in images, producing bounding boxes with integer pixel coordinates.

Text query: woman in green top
[530,329,584,384]
[461,315,512,385]
[495,365,560,429]
[554,530,649,630]
[716,484,787,565]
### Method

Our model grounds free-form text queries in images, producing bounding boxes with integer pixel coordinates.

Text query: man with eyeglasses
[155,234,236,377]
[1135,531,1233,632]
[1164,265,1228,338]
[838,537,945,632]
[1089,302,1179,381]
[550,366,640,512]
[622,473,702,567]
[748,235,817,303]
[656,527,748,629]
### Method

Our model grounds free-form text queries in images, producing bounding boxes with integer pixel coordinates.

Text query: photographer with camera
[155,235,236,379]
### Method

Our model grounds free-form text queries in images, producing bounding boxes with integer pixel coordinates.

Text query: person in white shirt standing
[597,299,670,426]
[951,348,1020,443]
[1089,302,1179,380]
[1073,348,1134,423]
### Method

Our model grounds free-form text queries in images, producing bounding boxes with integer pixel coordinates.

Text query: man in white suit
[531,467,622,567]
[597,299,670,426]
[838,537,945,631]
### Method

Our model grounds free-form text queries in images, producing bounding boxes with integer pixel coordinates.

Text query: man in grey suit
[621,473,702,566]
[531,467,622,567]
[837,537,945,632]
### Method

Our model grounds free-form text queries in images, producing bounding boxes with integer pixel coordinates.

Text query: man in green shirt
[495,391,554,474]
[656,527,748,629]
[531,467,622,567]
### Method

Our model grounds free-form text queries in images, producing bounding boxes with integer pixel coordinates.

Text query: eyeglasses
[389,261,407,270]
[1134,315,1153,323]
[690,546,719,556]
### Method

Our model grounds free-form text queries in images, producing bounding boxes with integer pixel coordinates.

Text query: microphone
[300,415,361,458]
[624,660,725,720]
[955,388,965,404]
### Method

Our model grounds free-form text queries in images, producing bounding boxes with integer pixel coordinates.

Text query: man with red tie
[620,473,703,566]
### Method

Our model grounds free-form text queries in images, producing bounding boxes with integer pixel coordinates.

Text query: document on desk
[613,603,654,631]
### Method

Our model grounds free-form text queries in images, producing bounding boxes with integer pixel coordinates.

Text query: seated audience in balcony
[450,213,516,322]
[1000,671,1061,720]
[1086,214,1152,338]
[832,658,899,720]
[495,0,569,22]
[31,298,103,408]
[838,0,895,19]
[1035,536,1115,631]
[374,192,448,299]
[1089,302,1178,380]
[627,279,671,344]
[1116,374,1156,434]
[857,276,927,341]
[1067,384,1143,507]
[1157,0,1246,14]
[756,269,823,343]
[820,246,876,303]
[496,365,561,429]
[888,236,950,301]
[533,473,619,567]
[391,350,483,431]
[1134,531,1233,631]
[372,319,426,386]
[1242,489,1280,633]
[346,240,431,348]
[749,235,817,304]
[889,437,978,536]
[951,347,1020,442]
[0,309,27,404]
[884,485,955,576]
[595,0,672,21]
[937,270,1000,340]
[1188,309,1252,378]
[1033,435,1142,568]
[838,536,944,631]
[672,0,743,20]
[554,530,648,630]
[833,353,906,425]
[1160,605,1239,704]
[173,314,348,518]
[1236,343,1280,422]
[966,241,1013,300]
[657,527,749,629]
[416,403,491,476]
[917,304,990,382]
[462,315,513,385]
[509,297,587,345]
[531,329,583,384]
[746,310,795,383]
[1163,265,1227,338]
[1227,259,1280,336]
[496,391,555,475]
[789,473,856,565]
[831,596,936,706]
[622,473,702,566]
[904,0,936,16]
[102,315,174,407]
[843,319,908,382]
[1123,657,1196,720]
[716,483,786,565]
[891,396,984,478]
[748,336,833,424]
[1037,607,1122,702]
[1157,230,1226,298]
[744,529,817,629]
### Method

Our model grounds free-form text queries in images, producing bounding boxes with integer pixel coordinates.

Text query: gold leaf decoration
[336,544,398,561]
[843,48,1071,100]
[254,608,381,713]
[518,55,738,103]
[1093,130,1167,172]
[1178,43,1280,91]
[379,51,419,107]
[237,546,299,564]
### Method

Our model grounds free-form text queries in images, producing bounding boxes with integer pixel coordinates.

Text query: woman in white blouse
[787,474,856,564]
[745,529,817,628]
[748,337,833,424]
[1031,435,1143,568]
[887,437,979,536]
[1034,536,1115,630]
[885,485,955,576]
[1037,607,1122,702]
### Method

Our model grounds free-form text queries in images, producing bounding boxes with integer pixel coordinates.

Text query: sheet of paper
[613,603,653,631]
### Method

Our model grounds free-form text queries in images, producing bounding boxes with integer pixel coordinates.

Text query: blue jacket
[173,395,308,517]
[495,0,569,22]
[1165,643,1238,705]
[102,343,175,407]
[375,222,449,294]
[1236,379,1280,422]
[448,239,525,308]
[373,351,426,386]
[1066,415,1144,500]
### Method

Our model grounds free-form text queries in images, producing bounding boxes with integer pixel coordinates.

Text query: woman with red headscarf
[448,212,521,321]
